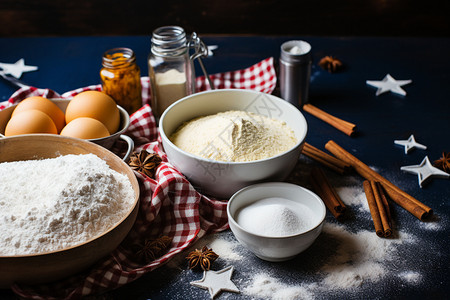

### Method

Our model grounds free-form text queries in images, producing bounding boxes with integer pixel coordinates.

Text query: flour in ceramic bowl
[170,110,297,162]
[0,154,135,255]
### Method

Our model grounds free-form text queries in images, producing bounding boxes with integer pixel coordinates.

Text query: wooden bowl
[0,134,140,288]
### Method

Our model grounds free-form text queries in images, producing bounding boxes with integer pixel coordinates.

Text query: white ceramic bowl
[227,182,326,262]
[159,89,308,199]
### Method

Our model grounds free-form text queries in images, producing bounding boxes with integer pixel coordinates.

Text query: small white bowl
[227,182,326,262]
[159,89,308,199]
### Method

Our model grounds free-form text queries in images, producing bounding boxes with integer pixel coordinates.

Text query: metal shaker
[279,40,312,108]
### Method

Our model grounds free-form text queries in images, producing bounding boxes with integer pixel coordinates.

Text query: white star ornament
[207,45,218,56]
[366,74,412,96]
[190,266,240,299]
[394,134,427,154]
[0,58,38,78]
[401,156,449,188]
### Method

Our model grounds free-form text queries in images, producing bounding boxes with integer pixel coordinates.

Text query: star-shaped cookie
[394,134,427,154]
[366,74,412,96]
[401,156,449,187]
[0,58,38,78]
[190,266,240,299]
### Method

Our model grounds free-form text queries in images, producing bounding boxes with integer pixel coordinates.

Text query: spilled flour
[243,223,416,299]
[319,223,413,288]
[244,273,315,300]
[398,271,422,284]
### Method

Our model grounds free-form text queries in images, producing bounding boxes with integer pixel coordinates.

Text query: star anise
[133,235,172,264]
[186,246,219,271]
[433,152,450,173]
[319,56,343,73]
[128,150,162,178]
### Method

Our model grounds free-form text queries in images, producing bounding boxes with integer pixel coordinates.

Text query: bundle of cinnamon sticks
[297,103,432,235]
[325,140,432,221]
[302,139,432,237]
[363,180,392,237]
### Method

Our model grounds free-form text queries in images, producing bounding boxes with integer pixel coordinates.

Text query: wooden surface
[0,0,449,37]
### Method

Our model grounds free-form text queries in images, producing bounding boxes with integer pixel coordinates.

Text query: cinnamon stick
[303,104,357,137]
[370,181,392,237]
[325,140,432,220]
[376,181,392,222]
[310,166,346,220]
[363,180,384,237]
[302,142,352,174]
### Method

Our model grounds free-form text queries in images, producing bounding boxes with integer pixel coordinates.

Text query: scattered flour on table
[419,222,441,231]
[418,214,443,231]
[170,110,297,162]
[244,273,315,300]
[0,154,135,255]
[243,222,416,298]
[335,185,370,212]
[398,271,422,284]
[319,223,414,289]
[208,238,243,261]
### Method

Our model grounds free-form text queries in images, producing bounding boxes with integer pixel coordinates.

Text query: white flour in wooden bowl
[0,154,134,256]
[170,110,297,162]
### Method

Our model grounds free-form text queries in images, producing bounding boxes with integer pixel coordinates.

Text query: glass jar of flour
[148,26,196,119]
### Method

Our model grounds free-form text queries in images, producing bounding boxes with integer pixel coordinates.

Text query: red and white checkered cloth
[0,57,276,299]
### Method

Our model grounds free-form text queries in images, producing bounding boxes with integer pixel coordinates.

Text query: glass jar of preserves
[148,26,195,119]
[100,47,143,114]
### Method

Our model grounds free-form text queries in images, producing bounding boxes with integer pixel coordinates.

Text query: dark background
[0,0,449,37]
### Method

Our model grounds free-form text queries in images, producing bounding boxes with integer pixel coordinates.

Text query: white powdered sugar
[0,154,135,255]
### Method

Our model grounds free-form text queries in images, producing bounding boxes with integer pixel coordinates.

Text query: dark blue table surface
[0,35,449,300]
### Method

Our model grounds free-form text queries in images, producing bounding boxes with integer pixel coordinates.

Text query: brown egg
[12,96,65,133]
[60,117,110,139]
[65,91,120,134]
[5,109,57,136]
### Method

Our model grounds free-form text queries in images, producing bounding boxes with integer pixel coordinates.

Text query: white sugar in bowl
[227,182,326,262]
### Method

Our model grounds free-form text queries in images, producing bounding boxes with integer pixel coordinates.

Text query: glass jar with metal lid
[100,47,143,115]
[148,26,196,119]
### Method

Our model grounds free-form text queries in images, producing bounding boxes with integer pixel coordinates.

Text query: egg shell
[12,96,65,133]
[65,91,120,134]
[5,109,57,136]
[60,117,110,139]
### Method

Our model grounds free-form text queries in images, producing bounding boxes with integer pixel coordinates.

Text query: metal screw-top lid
[102,47,136,68]
[280,40,311,63]
[151,26,187,56]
